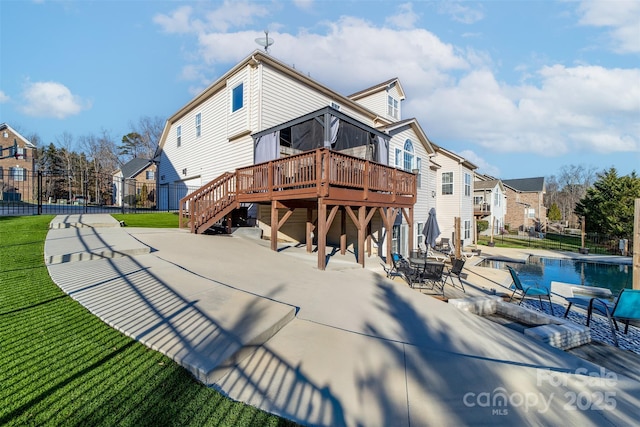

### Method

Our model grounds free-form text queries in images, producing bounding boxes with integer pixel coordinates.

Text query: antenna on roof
[255,30,274,53]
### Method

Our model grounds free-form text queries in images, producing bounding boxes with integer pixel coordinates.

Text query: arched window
[403,139,414,172]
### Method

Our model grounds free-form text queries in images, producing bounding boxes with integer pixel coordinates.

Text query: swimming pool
[478,256,632,293]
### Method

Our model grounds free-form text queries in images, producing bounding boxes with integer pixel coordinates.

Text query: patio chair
[435,238,451,253]
[442,258,466,292]
[415,262,446,296]
[579,289,640,347]
[507,266,554,315]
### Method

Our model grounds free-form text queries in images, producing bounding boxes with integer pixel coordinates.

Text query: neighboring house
[473,175,507,237]
[0,123,36,202]
[502,177,547,233]
[112,158,156,208]
[432,144,477,248]
[156,51,465,267]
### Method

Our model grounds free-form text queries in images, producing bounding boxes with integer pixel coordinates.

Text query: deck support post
[317,200,327,270]
[340,207,347,255]
[306,208,314,253]
[271,201,278,251]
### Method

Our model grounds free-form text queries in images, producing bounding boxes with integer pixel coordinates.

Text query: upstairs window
[232,83,244,112]
[176,126,181,147]
[403,140,414,172]
[442,172,453,195]
[464,173,471,197]
[387,95,398,119]
[146,171,155,180]
[195,113,201,137]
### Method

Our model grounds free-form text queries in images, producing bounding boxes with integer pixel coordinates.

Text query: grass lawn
[111,212,180,228]
[0,215,296,426]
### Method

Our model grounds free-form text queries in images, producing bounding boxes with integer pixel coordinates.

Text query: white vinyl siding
[260,67,372,130]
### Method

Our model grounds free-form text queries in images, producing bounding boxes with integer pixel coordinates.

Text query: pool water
[478,256,632,293]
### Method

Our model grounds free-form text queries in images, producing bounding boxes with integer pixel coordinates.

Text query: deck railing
[181,148,416,232]
[236,148,416,201]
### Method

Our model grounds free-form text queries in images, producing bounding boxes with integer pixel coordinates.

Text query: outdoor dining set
[386,250,466,298]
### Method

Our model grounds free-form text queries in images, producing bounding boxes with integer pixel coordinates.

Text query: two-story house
[503,177,547,234]
[112,157,157,208]
[432,145,477,249]
[473,174,507,238]
[0,123,36,202]
[156,51,446,268]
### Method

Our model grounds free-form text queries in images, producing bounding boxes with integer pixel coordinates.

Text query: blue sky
[1,0,638,179]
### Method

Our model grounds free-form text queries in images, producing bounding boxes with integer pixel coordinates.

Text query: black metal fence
[0,170,191,216]
[480,231,634,256]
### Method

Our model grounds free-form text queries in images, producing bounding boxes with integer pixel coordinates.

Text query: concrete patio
[44,214,640,426]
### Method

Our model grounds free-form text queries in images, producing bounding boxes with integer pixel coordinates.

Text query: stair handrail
[179,172,237,232]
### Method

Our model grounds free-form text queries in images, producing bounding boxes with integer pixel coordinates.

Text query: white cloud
[385,3,420,29]
[578,0,640,53]
[154,1,269,34]
[19,81,90,119]
[293,0,314,11]
[0,90,9,103]
[438,1,484,24]
[420,64,640,156]
[458,149,501,177]
[153,5,194,34]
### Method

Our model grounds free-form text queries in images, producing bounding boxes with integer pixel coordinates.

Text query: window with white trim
[195,113,201,137]
[395,148,401,168]
[176,126,181,147]
[403,140,414,172]
[464,220,471,239]
[494,191,500,206]
[387,95,398,119]
[416,157,422,188]
[232,83,244,112]
[464,173,471,197]
[528,208,535,218]
[442,172,453,195]
[146,171,155,180]
[10,167,25,181]
[417,222,424,247]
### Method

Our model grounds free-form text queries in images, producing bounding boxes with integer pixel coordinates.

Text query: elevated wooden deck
[179,148,417,270]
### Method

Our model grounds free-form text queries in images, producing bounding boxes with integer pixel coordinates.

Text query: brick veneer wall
[504,187,547,232]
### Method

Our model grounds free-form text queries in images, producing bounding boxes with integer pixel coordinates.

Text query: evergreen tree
[548,203,562,221]
[575,168,640,237]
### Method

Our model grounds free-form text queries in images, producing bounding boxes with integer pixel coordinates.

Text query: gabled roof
[0,123,36,148]
[474,179,505,192]
[430,143,478,170]
[158,50,394,151]
[348,77,406,101]
[379,118,436,156]
[119,158,154,179]
[502,177,545,193]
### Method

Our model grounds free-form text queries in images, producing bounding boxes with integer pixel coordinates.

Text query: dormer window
[387,95,398,119]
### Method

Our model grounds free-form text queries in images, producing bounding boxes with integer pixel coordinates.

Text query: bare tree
[556,164,599,227]
[56,131,76,200]
[128,115,165,159]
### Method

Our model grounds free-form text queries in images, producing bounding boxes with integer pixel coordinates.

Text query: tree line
[546,165,639,238]
[17,116,163,203]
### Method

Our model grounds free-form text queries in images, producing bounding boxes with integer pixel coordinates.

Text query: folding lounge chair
[443,258,466,292]
[580,289,640,347]
[507,266,554,315]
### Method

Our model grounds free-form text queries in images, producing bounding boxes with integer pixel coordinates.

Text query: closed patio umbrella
[423,207,441,249]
